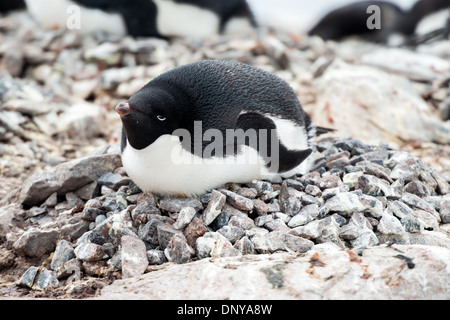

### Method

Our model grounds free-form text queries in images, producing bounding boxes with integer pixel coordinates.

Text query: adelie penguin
[116,60,327,196]
[24,0,256,38]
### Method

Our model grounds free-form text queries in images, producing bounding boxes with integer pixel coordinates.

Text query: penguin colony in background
[9,0,256,38]
[116,60,321,196]
[1,0,447,43]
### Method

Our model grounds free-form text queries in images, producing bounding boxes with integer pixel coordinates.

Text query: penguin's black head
[116,87,182,150]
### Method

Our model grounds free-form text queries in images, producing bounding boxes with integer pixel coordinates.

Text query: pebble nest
[6,136,450,296]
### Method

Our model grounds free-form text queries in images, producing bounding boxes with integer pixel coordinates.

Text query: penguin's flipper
[236,112,312,173]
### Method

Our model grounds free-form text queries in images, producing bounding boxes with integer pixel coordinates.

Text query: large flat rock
[96,244,450,300]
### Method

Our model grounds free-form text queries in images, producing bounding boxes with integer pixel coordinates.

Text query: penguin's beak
[115,102,132,117]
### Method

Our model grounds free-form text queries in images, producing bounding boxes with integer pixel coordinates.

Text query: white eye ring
[157,115,166,121]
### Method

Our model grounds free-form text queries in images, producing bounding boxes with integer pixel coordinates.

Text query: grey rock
[159,197,202,213]
[281,197,301,216]
[228,215,254,230]
[217,225,245,244]
[401,193,440,219]
[385,200,414,219]
[404,181,433,198]
[157,223,184,249]
[173,207,197,230]
[196,232,241,259]
[378,214,405,235]
[358,174,400,199]
[351,230,379,248]
[51,239,75,270]
[97,246,450,300]
[164,234,194,264]
[401,216,424,233]
[287,204,319,228]
[32,268,59,291]
[75,242,107,261]
[202,190,226,226]
[147,249,167,265]
[251,231,313,254]
[19,153,122,208]
[138,215,174,245]
[16,266,40,289]
[98,173,131,191]
[220,189,254,211]
[13,228,59,258]
[121,235,148,279]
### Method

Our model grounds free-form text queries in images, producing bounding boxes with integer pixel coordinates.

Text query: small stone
[281,197,301,216]
[251,231,313,253]
[401,216,424,233]
[157,223,184,249]
[183,217,208,248]
[75,242,107,261]
[378,214,405,235]
[16,266,39,289]
[98,172,131,191]
[236,187,258,198]
[288,220,322,239]
[121,235,148,279]
[174,207,197,229]
[147,250,167,265]
[316,175,341,190]
[440,199,450,223]
[305,185,322,197]
[164,234,194,264]
[202,190,226,225]
[358,175,400,199]
[351,230,379,248]
[51,240,75,270]
[217,225,245,244]
[220,189,254,211]
[287,204,319,228]
[138,215,174,245]
[234,236,255,255]
[401,193,439,218]
[228,215,254,230]
[430,170,450,195]
[195,232,241,259]
[32,268,59,291]
[385,200,414,219]
[403,181,433,198]
[13,228,59,258]
[159,197,202,213]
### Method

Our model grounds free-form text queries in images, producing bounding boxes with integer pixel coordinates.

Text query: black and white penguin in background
[0,0,26,13]
[115,60,326,196]
[308,0,449,44]
[23,0,256,38]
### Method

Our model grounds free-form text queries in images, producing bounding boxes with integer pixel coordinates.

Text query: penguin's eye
[156,115,166,122]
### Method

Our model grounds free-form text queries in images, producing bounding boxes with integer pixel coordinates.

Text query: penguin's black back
[134,60,308,133]
[0,0,26,13]
[74,0,163,38]
[171,0,257,31]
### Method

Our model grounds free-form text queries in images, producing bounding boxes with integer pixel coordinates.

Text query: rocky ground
[0,11,449,299]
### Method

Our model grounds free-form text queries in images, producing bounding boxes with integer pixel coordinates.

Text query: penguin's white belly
[121,115,315,196]
[122,134,270,196]
[25,0,127,36]
[153,0,220,38]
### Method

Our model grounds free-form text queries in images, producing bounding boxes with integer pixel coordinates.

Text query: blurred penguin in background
[308,0,449,44]
[0,0,26,13]
[23,0,256,38]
